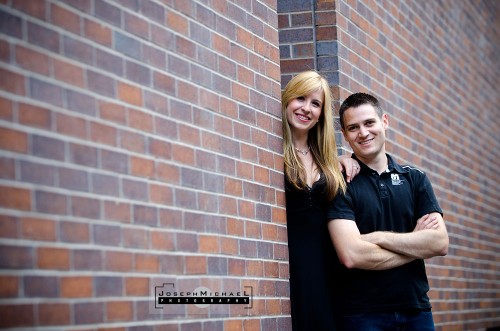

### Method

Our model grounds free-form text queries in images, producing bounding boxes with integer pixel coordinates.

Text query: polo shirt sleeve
[326,189,356,222]
[414,171,443,218]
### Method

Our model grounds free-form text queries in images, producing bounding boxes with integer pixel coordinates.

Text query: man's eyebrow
[345,117,377,127]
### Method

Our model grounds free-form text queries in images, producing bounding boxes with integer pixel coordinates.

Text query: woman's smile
[295,113,311,122]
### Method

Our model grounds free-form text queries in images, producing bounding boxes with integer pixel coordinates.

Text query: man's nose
[359,126,369,137]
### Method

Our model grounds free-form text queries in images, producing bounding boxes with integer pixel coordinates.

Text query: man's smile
[359,138,374,145]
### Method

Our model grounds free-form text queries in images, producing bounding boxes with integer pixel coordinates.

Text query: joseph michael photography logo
[154,283,253,310]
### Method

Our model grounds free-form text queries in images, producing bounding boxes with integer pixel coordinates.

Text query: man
[327,92,449,331]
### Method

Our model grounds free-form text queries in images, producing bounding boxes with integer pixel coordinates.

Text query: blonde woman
[282,71,359,330]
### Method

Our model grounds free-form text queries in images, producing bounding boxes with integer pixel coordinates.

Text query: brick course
[279,0,500,330]
[0,0,284,329]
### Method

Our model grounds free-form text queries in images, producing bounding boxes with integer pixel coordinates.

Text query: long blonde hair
[282,71,346,201]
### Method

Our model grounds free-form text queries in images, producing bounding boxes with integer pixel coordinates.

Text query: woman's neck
[292,133,308,150]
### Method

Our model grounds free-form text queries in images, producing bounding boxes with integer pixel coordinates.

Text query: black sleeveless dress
[285,174,339,330]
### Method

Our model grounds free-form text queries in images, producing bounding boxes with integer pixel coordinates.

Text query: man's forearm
[349,240,415,270]
[329,219,417,271]
[361,229,448,259]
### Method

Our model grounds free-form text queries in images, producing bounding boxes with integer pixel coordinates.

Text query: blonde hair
[282,71,346,201]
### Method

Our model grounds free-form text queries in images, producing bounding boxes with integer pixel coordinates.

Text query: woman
[282,71,359,330]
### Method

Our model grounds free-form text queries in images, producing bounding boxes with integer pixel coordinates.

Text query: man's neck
[358,153,388,174]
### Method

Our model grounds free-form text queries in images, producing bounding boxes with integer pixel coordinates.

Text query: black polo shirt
[327,154,443,313]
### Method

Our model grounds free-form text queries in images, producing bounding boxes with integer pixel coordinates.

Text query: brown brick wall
[1,0,499,329]
[0,0,288,329]
[279,0,500,330]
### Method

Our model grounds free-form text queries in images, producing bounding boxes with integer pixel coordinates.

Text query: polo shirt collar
[387,154,409,174]
[351,153,409,174]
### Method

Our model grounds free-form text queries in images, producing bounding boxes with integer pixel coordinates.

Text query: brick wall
[0,0,290,330]
[279,0,500,330]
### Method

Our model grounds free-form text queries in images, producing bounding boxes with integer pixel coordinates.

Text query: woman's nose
[301,101,312,112]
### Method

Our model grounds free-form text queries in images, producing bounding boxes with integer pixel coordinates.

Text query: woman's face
[286,88,324,136]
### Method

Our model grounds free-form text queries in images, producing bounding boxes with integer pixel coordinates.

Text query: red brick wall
[0,0,289,329]
[279,0,500,330]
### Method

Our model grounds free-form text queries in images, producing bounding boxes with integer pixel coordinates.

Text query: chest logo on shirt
[391,174,403,186]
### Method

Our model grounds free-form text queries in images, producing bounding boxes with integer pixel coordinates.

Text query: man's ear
[382,113,389,129]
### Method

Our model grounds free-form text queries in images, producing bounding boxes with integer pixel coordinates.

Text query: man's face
[341,103,388,162]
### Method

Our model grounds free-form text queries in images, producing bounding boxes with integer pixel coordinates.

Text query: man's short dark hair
[338,93,383,129]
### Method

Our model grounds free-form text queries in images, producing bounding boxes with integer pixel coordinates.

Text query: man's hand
[413,214,439,232]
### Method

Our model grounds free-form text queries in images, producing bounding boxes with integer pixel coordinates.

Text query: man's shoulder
[394,164,433,193]
[400,164,426,175]
[389,154,426,176]
[397,164,426,182]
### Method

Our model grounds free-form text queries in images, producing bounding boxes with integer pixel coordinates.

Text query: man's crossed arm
[327,213,449,270]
